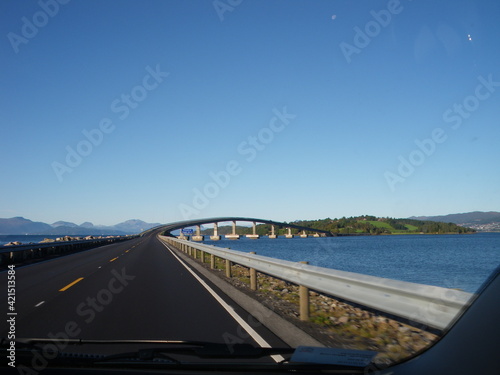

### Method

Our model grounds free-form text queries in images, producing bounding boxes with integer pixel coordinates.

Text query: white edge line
[35,301,45,307]
[159,240,284,363]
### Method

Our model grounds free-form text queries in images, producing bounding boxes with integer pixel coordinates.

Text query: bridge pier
[225,221,240,240]
[246,222,259,239]
[300,230,308,238]
[192,225,204,242]
[285,227,294,239]
[210,222,221,241]
[268,225,277,239]
[313,233,320,237]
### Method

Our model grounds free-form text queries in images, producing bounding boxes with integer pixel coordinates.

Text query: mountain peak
[119,219,146,224]
[0,217,52,235]
[113,219,162,233]
[52,221,78,228]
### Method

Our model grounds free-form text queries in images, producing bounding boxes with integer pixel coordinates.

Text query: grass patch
[363,220,419,234]
[237,276,250,284]
[367,221,394,229]
[405,224,419,231]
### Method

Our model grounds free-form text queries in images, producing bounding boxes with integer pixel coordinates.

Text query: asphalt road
[0,231,287,360]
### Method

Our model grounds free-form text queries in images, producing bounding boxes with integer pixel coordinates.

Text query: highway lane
[1,236,146,322]
[0,231,287,359]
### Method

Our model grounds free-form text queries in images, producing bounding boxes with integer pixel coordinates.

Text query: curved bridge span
[150,217,333,240]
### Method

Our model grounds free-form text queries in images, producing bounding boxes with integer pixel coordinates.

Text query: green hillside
[291,216,476,235]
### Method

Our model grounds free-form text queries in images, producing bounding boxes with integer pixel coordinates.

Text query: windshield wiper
[2,338,373,373]
[10,338,294,359]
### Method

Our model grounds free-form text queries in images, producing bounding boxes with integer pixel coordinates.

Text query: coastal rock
[56,236,75,242]
[398,326,410,333]
[337,316,349,324]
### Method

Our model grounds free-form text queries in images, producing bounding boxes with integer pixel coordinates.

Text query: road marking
[160,241,284,362]
[59,277,84,292]
[35,301,45,307]
[125,250,130,253]
[109,257,118,262]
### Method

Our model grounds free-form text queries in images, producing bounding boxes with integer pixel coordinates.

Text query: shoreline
[0,234,124,247]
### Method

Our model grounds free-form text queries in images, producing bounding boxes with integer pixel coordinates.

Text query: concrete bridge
[155,217,333,241]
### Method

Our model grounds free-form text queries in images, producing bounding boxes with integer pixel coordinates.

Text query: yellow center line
[125,250,130,253]
[109,257,118,262]
[59,277,84,292]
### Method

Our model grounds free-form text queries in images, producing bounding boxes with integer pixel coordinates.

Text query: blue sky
[1,0,499,226]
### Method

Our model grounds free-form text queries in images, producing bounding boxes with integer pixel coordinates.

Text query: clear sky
[1,0,499,226]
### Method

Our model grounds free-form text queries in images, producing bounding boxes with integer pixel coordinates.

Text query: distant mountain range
[0,217,163,235]
[1,211,498,235]
[409,211,500,232]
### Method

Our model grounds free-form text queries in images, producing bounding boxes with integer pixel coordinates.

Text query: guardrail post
[299,261,310,321]
[249,252,257,291]
[210,254,215,269]
[225,259,232,278]
[201,250,205,263]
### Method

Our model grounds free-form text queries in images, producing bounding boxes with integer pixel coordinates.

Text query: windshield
[1,0,499,373]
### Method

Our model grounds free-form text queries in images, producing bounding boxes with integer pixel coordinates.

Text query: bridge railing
[0,236,138,266]
[158,235,474,332]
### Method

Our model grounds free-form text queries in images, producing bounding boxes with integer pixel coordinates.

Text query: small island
[201,216,476,236]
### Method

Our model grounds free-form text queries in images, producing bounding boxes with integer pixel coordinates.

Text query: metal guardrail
[159,235,474,331]
[0,236,138,265]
